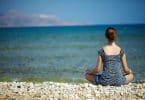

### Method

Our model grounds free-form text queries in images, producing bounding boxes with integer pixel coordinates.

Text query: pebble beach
[0,82,145,100]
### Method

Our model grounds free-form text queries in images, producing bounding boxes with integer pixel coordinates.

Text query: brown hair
[105,27,117,42]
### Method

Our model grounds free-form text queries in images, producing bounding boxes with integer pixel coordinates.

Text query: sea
[0,24,145,83]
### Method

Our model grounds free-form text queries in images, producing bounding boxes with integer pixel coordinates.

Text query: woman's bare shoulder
[102,45,108,49]
[116,45,121,50]
[102,45,121,55]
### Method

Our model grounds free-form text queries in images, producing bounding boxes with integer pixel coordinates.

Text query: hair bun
[105,27,117,42]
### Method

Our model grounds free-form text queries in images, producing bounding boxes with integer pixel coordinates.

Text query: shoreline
[0,82,145,100]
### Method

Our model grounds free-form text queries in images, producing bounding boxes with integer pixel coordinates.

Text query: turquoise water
[0,25,145,82]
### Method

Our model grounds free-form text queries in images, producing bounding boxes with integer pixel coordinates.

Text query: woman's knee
[125,73,133,83]
[129,73,133,80]
[130,73,133,80]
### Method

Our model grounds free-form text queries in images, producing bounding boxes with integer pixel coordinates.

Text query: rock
[136,93,143,98]
[142,83,145,88]
[17,85,21,88]
[120,92,124,96]
[84,83,89,88]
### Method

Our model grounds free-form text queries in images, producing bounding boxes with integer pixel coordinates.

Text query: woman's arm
[86,55,102,75]
[121,54,132,75]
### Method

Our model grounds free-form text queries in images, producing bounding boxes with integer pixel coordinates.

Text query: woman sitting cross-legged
[85,27,133,86]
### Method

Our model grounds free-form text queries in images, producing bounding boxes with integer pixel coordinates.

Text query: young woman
[85,27,133,86]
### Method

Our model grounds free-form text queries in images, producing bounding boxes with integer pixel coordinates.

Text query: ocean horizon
[0,24,145,83]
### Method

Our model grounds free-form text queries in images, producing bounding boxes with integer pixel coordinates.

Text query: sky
[0,0,145,27]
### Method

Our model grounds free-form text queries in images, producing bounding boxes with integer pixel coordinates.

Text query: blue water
[0,25,145,82]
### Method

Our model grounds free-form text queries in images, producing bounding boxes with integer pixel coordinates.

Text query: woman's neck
[108,42,116,46]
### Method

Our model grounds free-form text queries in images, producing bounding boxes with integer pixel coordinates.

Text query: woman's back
[98,45,126,86]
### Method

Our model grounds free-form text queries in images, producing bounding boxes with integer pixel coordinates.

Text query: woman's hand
[86,69,96,75]
[125,69,132,75]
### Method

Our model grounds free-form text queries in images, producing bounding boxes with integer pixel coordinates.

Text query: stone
[17,85,21,88]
